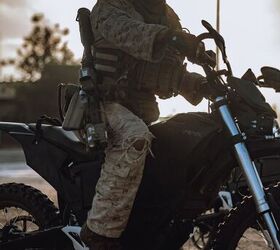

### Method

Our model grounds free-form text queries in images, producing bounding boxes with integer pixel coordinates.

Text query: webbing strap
[95,52,118,61]
[93,48,120,78]
[211,98,228,110]
[94,64,117,73]
[231,134,246,145]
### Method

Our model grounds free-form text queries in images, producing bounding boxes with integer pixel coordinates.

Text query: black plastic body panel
[0,122,101,224]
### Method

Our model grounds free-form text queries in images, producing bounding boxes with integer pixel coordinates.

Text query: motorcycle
[1,17,280,250]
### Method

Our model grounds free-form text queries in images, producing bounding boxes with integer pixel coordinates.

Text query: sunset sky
[1,0,280,116]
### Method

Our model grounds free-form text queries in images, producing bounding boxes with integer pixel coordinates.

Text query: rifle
[62,8,107,149]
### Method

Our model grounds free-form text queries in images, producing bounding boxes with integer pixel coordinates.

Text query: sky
[0,0,280,116]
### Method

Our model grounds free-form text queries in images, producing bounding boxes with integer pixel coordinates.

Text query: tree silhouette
[1,13,77,81]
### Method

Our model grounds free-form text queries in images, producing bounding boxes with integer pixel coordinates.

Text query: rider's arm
[91,0,170,62]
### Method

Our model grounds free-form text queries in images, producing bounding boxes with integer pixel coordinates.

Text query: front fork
[215,96,280,249]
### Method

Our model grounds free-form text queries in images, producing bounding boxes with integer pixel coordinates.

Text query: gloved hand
[197,80,215,101]
[179,71,207,105]
[180,71,227,104]
[170,30,205,64]
[196,78,226,101]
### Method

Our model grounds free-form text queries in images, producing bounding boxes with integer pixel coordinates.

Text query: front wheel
[208,182,280,250]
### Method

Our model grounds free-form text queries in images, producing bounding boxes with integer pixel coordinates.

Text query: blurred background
[0,0,279,200]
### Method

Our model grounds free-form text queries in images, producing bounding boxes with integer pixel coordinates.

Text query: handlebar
[195,20,233,77]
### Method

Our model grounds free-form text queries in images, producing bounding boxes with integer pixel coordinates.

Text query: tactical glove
[170,30,205,64]
[196,79,227,101]
[180,70,227,104]
[179,72,206,105]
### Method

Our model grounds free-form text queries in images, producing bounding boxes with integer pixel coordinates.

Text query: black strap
[58,83,65,122]
[232,134,246,145]
[32,115,62,144]
[35,115,62,131]
[211,98,228,110]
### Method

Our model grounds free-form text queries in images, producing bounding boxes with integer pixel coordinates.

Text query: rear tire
[0,183,60,249]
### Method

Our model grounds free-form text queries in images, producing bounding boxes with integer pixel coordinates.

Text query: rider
[80,0,207,249]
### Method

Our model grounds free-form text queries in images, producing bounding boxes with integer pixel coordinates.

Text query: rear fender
[0,122,35,157]
[0,122,34,137]
[0,122,69,194]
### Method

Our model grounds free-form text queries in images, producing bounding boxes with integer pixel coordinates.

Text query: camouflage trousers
[87,102,154,238]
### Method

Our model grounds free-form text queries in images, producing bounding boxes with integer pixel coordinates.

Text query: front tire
[208,182,280,250]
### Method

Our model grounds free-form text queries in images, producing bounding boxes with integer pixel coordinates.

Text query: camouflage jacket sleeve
[91,0,170,62]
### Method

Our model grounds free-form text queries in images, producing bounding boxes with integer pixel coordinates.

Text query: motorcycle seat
[28,124,97,160]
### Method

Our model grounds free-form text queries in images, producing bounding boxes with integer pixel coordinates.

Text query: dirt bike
[1,17,280,250]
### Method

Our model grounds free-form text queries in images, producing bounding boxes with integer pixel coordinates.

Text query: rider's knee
[132,139,147,151]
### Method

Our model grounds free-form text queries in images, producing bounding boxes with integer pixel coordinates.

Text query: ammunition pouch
[63,84,81,114]
[58,83,82,130]
[62,86,86,131]
[132,57,185,99]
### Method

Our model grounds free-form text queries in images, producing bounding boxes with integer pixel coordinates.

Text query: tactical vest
[93,47,184,99]
[92,3,184,122]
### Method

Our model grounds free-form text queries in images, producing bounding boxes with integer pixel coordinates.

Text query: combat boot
[80,223,122,250]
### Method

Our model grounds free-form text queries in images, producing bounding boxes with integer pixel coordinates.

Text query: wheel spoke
[3,208,9,224]
[0,206,39,233]
[23,217,27,232]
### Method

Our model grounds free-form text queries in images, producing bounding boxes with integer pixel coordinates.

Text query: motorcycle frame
[0,225,87,250]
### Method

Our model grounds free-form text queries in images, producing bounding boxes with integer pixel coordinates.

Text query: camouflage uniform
[85,0,205,239]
